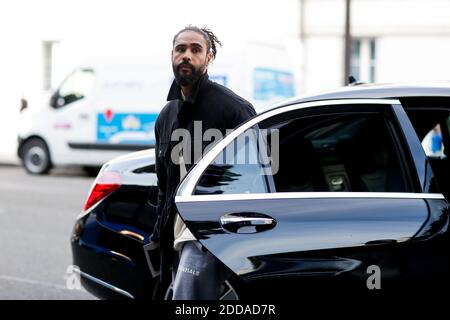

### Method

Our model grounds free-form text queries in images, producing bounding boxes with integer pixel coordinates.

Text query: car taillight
[83,171,122,212]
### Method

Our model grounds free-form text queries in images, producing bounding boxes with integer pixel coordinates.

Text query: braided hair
[172,25,222,60]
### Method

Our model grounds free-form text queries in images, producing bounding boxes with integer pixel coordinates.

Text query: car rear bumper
[71,215,155,299]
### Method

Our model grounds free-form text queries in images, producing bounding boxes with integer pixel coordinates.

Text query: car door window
[194,106,411,195]
[194,126,271,195]
[404,106,450,199]
[258,112,409,193]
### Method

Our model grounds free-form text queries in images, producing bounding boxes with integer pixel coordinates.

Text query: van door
[51,67,96,162]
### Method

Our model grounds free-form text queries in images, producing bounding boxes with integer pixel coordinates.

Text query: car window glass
[58,68,95,106]
[194,126,271,195]
[404,107,450,199]
[259,112,408,193]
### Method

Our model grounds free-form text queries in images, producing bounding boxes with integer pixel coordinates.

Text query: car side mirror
[20,97,28,112]
[49,91,63,109]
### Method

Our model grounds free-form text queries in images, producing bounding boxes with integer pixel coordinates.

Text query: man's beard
[172,61,206,86]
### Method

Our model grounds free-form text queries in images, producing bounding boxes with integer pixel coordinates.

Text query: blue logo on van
[97,112,157,145]
[209,75,228,86]
[253,68,295,101]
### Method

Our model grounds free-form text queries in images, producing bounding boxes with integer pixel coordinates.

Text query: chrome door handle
[220,213,276,234]
[220,216,275,226]
[365,239,397,245]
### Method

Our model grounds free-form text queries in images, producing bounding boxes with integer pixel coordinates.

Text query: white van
[18,44,297,174]
[17,62,172,174]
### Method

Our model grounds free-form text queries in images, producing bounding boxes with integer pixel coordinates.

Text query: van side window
[52,68,95,108]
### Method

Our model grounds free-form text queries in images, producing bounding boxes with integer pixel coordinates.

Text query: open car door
[175,99,449,294]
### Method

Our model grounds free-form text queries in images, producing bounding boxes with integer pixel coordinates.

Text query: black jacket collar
[167,72,209,104]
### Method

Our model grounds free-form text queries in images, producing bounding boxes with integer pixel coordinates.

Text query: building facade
[301,0,450,93]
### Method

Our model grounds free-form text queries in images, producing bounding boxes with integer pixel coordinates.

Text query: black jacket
[151,73,256,281]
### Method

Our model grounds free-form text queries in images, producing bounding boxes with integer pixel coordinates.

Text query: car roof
[267,82,450,112]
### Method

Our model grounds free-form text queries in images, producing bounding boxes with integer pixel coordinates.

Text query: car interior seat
[337,126,405,193]
[275,138,327,192]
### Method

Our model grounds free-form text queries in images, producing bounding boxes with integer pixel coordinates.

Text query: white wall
[302,37,344,94]
[377,36,450,82]
[304,0,450,36]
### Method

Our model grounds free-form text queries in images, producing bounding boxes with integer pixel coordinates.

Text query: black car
[71,83,450,299]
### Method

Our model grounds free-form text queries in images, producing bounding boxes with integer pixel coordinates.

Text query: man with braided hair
[148,26,256,299]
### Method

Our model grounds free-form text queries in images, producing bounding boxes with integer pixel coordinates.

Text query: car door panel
[175,99,448,291]
[176,196,429,278]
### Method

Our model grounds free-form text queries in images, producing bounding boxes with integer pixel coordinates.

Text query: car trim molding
[176,98,401,197]
[68,142,153,151]
[79,270,134,299]
[176,192,445,203]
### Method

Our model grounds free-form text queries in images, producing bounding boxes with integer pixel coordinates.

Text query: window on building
[350,40,361,81]
[351,38,376,83]
[369,39,376,83]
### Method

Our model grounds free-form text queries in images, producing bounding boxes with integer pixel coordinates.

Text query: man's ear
[206,52,212,65]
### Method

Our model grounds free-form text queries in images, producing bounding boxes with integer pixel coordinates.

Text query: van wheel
[22,138,52,174]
